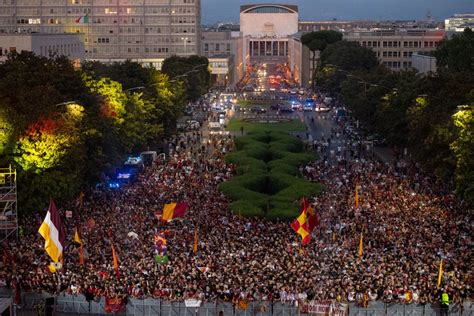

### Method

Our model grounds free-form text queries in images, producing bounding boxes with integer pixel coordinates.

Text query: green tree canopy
[161,55,210,101]
[320,40,379,72]
[435,28,474,73]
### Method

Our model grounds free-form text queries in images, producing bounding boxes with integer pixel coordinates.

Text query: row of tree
[308,29,473,204]
[0,53,210,212]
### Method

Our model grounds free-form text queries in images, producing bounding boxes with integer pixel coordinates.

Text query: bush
[229,200,266,217]
[219,129,323,219]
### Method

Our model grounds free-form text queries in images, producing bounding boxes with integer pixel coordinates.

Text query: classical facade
[0,0,201,66]
[238,4,302,84]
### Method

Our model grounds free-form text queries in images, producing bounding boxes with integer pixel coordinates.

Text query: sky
[201,0,474,24]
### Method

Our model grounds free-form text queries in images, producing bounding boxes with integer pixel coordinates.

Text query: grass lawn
[227,118,306,133]
[237,99,275,107]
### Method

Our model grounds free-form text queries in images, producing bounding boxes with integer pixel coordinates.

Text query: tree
[320,41,379,72]
[82,60,152,91]
[301,30,342,88]
[435,28,474,73]
[451,104,474,204]
[161,55,210,101]
[0,52,86,130]
[0,106,15,157]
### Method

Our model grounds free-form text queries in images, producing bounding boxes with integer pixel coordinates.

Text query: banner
[104,297,125,313]
[299,300,348,316]
[184,299,202,307]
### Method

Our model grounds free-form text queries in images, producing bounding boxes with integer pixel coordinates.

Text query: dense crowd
[0,111,472,307]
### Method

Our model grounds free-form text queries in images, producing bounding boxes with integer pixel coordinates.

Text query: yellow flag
[358,233,363,258]
[48,263,56,273]
[74,227,83,245]
[437,259,443,288]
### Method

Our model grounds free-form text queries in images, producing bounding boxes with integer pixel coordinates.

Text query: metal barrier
[2,291,473,316]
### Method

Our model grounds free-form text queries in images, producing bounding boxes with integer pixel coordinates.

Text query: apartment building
[344,29,445,71]
[0,0,200,67]
[445,14,474,32]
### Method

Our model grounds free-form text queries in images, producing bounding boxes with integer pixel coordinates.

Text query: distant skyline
[201,0,473,24]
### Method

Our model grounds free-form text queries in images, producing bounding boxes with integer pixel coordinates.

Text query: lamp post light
[124,86,145,92]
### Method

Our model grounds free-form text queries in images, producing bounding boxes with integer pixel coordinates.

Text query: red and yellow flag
[358,233,363,258]
[162,202,188,222]
[290,198,318,245]
[38,199,65,263]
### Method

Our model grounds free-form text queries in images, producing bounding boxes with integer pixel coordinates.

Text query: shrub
[219,128,323,219]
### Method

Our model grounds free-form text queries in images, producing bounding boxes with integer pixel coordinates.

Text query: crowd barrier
[0,290,472,316]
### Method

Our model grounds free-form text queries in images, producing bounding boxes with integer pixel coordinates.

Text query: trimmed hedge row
[219,130,323,219]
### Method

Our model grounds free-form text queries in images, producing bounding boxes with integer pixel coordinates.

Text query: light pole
[124,86,145,92]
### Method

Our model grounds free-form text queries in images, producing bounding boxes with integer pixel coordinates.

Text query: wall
[411,53,437,74]
[240,12,298,37]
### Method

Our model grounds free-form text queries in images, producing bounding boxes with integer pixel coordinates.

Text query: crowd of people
[0,105,471,308]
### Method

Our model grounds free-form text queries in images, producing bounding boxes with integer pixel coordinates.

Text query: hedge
[219,129,324,219]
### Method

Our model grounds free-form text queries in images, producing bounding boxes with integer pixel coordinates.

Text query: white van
[208,122,229,135]
[140,151,158,167]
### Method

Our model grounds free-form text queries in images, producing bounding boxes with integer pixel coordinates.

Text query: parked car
[279,106,294,114]
[270,103,280,110]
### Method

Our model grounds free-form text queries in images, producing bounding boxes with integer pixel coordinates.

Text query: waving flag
[75,14,89,24]
[437,259,443,288]
[38,199,65,263]
[290,198,318,245]
[162,202,188,222]
[74,227,85,265]
[111,243,120,278]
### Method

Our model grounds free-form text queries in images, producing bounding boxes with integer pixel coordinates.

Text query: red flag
[173,202,188,218]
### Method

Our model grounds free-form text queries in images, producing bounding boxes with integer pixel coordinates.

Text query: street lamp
[54,101,79,107]
[124,86,145,92]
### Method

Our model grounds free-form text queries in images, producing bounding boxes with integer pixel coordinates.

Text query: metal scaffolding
[0,165,18,242]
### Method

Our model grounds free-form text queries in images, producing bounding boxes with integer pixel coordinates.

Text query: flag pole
[437,259,443,288]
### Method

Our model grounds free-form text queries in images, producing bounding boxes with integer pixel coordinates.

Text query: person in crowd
[0,113,471,307]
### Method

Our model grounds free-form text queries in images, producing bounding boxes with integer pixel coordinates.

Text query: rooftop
[240,4,298,14]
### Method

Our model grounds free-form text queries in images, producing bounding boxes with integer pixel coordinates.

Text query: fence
[0,290,472,316]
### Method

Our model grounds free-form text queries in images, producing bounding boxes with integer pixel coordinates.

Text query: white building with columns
[237,4,302,85]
